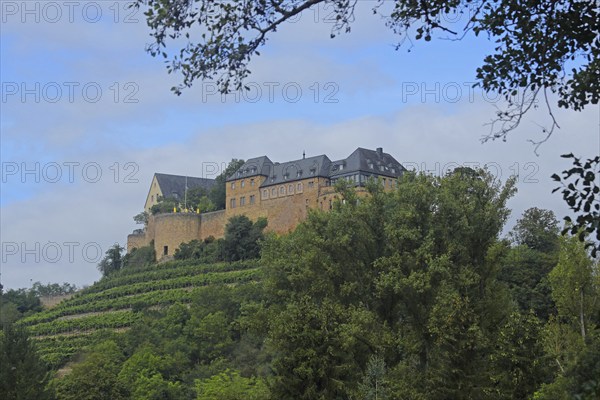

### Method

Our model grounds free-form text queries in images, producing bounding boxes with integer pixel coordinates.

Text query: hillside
[17,260,261,368]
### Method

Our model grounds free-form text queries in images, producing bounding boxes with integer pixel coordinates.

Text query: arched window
[262,189,268,199]
[279,186,285,195]
[271,188,276,196]
[297,182,303,192]
[288,184,294,194]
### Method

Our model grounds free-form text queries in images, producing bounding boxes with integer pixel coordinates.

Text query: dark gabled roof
[330,147,405,178]
[224,147,404,186]
[155,173,215,200]
[260,155,332,187]
[226,156,273,182]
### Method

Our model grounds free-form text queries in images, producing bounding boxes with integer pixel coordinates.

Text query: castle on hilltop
[128,147,405,260]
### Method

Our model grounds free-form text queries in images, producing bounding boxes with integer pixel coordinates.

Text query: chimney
[376,147,383,157]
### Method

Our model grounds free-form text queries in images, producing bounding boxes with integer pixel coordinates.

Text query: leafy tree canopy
[98,244,125,277]
[510,207,560,253]
[0,325,52,400]
[553,154,600,257]
[262,169,522,399]
[123,243,157,268]
[136,0,598,141]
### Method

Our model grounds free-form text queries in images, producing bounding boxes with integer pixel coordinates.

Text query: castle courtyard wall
[200,210,226,239]
[127,232,151,250]
[153,213,201,259]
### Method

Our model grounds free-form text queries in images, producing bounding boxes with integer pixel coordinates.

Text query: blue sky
[1,1,598,289]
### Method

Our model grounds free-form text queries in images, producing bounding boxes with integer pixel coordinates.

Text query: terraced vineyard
[18,260,261,368]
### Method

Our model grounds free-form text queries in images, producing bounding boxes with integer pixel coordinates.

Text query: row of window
[230,194,256,208]
[271,168,316,182]
[261,181,312,200]
[231,178,256,190]
[236,167,258,178]
[229,180,317,208]
[330,174,396,188]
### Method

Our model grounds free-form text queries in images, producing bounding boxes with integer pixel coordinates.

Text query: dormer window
[283,173,289,180]
[310,169,316,175]
[368,163,374,169]
[339,164,344,170]
[297,170,303,178]
[251,167,257,173]
[391,168,396,174]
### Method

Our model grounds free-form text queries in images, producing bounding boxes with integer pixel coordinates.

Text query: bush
[124,243,156,268]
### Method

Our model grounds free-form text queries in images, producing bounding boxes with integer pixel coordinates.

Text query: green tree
[564,333,600,400]
[0,287,42,326]
[549,235,598,340]
[97,244,124,277]
[510,207,560,253]
[133,211,149,225]
[498,208,560,319]
[195,369,268,400]
[123,243,156,268]
[31,282,77,297]
[209,159,245,210]
[186,186,216,212]
[262,169,520,399]
[130,373,184,400]
[117,346,184,400]
[489,311,550,400]
[499,245,556,320]
[222,215,267,262]
[150,196,179,215]
[186,311,234,363]
[357,355,389,400]
[52,341,126,400]
[534,236,599,399]
[553,154,600,257]
[0,325,52,400]
[174,236,223,262]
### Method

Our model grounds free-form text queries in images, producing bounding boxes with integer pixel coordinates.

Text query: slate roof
[226,147,405,186]
[226,156,273,181]
[155,173,216,200]
[329,147,405,178]
[260,155,332,188]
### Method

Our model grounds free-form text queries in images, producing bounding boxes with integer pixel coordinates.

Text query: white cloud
[2,97,597,289]
[2,0,598,290]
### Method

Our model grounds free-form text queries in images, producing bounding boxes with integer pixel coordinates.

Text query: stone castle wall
[200,210,226,239]
[127,210,226,259]
[153,213,201,259]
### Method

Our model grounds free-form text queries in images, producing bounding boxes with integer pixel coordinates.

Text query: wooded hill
[2,169,599,400]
